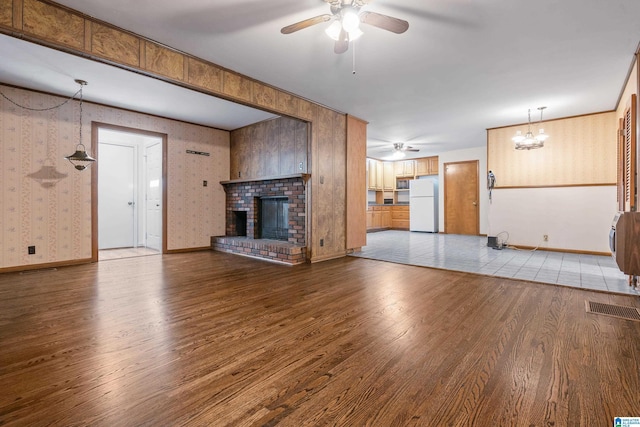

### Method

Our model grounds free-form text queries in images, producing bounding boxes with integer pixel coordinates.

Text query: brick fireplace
[212,176,308,264]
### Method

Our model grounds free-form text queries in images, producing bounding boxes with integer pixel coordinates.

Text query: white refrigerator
[409,179,438,232]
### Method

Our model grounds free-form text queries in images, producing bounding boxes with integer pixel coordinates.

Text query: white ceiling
[2,0,640,160]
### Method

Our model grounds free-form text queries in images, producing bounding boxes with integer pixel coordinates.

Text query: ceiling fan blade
[281,14,332,34]
[406,148,420,152]
[359,11,409,34]
[334,28,349,54]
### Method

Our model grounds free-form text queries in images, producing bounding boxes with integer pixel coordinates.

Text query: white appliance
[410,179,438,232]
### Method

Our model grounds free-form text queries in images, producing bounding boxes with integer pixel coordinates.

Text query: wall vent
[585,301,640,322]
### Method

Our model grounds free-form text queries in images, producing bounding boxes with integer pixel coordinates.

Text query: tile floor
[350,230,639,296]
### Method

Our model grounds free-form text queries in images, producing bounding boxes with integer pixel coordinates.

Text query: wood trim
[0,257,92,273]
[91,122,99,262]
[623,94,637,211]
[346,114,367,250]
[220,173,310,185]
[506,246,610,257]
[165,246,212,254]
[12,0,23,29]
[0,0,345,120]
[494,183,616,190]
[91,122,169,258]
[486,110,615,131]
[618,117,625,211]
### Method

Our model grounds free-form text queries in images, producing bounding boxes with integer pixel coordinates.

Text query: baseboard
[0,258,93,274]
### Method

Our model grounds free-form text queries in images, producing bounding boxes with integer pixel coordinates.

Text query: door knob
[472,201,477,206]
[128,201,134,206]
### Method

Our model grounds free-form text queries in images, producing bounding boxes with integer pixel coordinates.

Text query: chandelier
[512,106,549,150]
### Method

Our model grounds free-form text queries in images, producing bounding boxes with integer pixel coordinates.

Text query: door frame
[443,159,479,235]
[91,122,168,261]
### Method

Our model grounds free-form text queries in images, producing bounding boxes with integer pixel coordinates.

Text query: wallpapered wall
[0,84,229,269]
[487,112,617,187]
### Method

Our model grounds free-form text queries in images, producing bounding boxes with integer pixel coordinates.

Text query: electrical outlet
[28,245,35,255]
[543,235,548,242]
[203,180,207,187]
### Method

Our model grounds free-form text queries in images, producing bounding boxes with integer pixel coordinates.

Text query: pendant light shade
[64,79,95,170]
[65,143,96,170]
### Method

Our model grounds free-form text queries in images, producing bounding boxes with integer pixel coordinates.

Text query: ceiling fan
[393,143,419,152]
[281,0,409,54]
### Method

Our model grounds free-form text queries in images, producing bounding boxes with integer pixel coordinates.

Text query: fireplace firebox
[260,197,289,241]
[233,211,247,236]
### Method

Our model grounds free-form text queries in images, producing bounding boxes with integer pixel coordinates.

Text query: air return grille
[585,301,640,322]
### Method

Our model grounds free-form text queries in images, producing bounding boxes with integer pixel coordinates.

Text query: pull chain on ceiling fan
[281,0,409,54]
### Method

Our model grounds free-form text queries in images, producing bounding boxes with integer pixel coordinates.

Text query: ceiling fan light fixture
[348,27,363,41]
[325,21,342,41]
[341,8,361,33]
[388,150,406,160]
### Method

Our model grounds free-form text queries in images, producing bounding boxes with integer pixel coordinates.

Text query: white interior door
[98,143,135,249]
[145,141,162,251]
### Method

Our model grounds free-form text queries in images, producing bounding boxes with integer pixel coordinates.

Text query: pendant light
[513,106,548,150]
[65,79,96,170]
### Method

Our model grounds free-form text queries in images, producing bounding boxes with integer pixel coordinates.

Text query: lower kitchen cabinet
[367,205,406,231]
[391,205,410,230]
[366,205,392,230]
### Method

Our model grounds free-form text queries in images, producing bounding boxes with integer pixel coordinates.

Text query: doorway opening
[94,124,166,261]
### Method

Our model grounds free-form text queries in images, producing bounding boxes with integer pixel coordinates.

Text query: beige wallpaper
[487,112,617,187]
[0,84,229,269]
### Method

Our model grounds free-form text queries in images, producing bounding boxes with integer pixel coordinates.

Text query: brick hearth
[212,176,308,265]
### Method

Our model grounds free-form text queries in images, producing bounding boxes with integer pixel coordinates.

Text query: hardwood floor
[1,251,639,426]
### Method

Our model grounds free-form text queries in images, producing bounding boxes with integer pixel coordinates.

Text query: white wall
[438,146,488,234]
[488,186,616,253]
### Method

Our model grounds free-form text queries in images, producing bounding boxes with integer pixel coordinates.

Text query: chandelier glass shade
[513,107,548,150]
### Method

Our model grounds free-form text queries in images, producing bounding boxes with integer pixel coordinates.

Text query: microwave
[396,178,410,189]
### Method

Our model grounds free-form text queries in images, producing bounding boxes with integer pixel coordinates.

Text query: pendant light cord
[0,87,82,112]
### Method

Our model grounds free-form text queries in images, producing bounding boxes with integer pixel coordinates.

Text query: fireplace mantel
[220,173,310,186]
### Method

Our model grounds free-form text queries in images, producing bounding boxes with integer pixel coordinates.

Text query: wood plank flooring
[0,251,639,426]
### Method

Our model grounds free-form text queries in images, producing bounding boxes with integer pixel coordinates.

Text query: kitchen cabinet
[382,162,394,190]
[366,205,392,230]
[391,205,410,230]
[367,159,377,190]
[394,160,415,177]
[381,206,392,228]
[375,161,384,190]
[416,156,439,176]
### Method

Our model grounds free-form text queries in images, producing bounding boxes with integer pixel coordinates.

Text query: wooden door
[444,160,479,235]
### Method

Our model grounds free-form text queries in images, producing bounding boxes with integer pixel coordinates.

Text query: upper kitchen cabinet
[230,116,309,180]
[367,158,380,190]
[382,162,395,190]
[394,160,415,177]
[416,156,439,176]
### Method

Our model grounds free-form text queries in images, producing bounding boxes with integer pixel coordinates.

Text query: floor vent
[585,301,640,322]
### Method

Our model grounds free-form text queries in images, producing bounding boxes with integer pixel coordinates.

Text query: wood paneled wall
[487,112,617,187]
[0,0,363,263]
[230,117,308,180]
[312,107,347,261]
[346,115,367,250]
